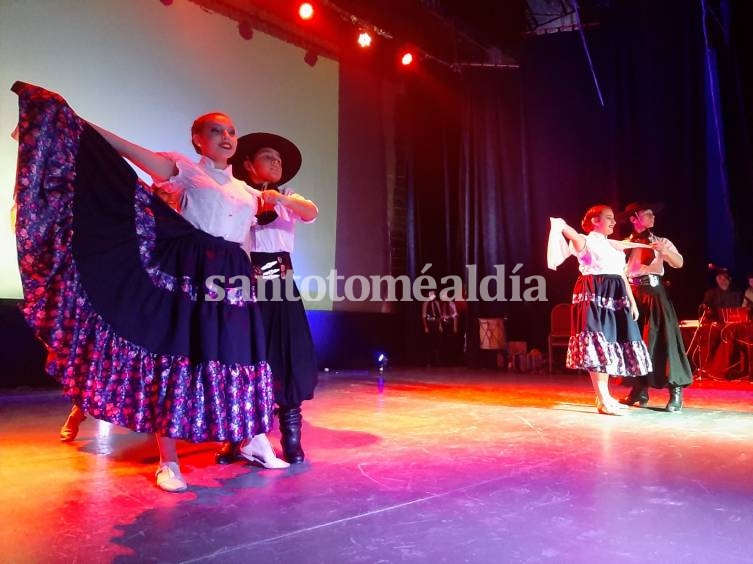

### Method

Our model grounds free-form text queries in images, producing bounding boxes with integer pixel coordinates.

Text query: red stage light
[299,3,314,20]
[357,31,372,48]
[401,52,414,66]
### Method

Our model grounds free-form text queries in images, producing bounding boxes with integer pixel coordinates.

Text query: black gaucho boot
[666,386,683,413]
[620,376,649,407]
[279,405,305,464]
[215,441,241,464]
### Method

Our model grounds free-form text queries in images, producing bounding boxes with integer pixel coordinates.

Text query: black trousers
[632,283,693,388]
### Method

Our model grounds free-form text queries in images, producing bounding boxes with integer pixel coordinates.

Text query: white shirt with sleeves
[573,232,628,276]
[153,153,259,244]
[245,187,317,253]
[625,235,681,277]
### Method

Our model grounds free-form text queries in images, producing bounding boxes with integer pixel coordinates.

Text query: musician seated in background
[701,268,743,322]
[699,268,748,379]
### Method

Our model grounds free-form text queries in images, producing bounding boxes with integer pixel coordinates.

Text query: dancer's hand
[651,240,667,254]
[261,190,283,206]
[630,301,639,321]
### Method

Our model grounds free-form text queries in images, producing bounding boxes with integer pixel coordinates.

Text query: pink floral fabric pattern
[567,330,652,376]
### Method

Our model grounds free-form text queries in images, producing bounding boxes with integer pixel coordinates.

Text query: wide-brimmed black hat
[618,200,665,222]
[229,132,302,186]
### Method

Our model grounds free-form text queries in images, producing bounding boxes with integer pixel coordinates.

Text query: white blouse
[548,218,649,276]
[573,232,628,276]
[153,153,259,244]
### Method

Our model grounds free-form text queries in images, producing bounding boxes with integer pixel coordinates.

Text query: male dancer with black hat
[216,132,319,464]
[620,201,693,412]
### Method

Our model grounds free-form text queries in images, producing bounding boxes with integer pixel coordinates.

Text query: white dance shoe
[239,434,290,469]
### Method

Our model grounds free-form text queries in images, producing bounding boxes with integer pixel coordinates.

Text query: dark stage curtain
[704,0,753,275]
[454,70,531,356]
[399,0,750,359]
[399,69,533,362]
[522,1,710,323]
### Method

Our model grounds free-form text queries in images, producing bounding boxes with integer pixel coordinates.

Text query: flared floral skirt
[566,274,652,377]
[12,82,273,442]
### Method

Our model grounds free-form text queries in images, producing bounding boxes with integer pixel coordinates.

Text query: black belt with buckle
[630,274,661,287]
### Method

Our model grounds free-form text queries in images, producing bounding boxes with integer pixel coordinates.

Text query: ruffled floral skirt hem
[566,274,652,377]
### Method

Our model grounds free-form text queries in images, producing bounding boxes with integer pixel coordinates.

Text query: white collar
[198,156,233,179]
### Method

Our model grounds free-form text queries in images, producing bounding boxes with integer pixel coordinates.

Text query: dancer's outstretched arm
[89,123,177,183]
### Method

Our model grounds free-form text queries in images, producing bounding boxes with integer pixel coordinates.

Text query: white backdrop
[0,0,339,309]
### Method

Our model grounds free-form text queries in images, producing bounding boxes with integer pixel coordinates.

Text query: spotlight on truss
[298,3,314,21]
[357,31,372,48]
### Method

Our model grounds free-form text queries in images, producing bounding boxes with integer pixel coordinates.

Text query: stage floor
[1,369,753,563]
